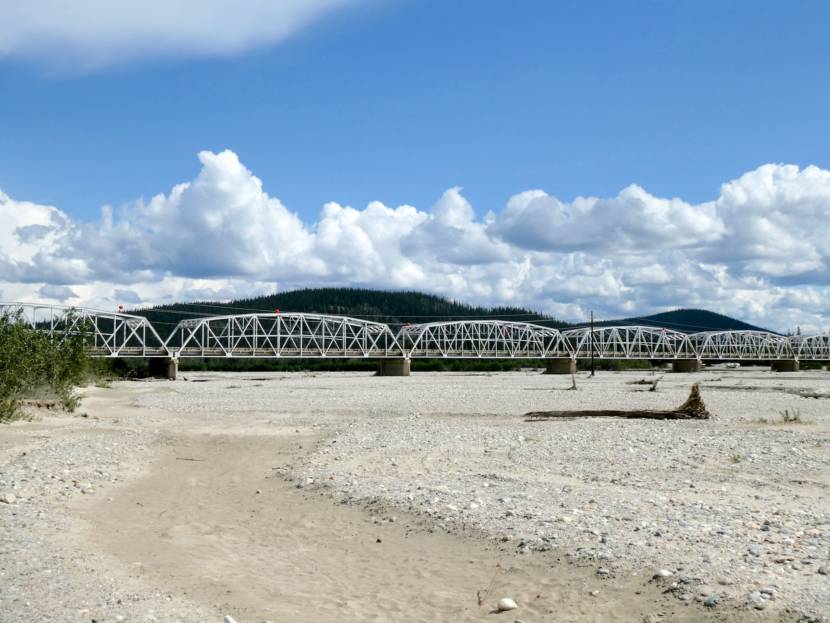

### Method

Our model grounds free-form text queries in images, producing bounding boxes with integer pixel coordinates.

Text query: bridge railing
[3,302,828,362]
[0,302,169,357]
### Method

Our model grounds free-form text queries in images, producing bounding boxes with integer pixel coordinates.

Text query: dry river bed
[0,368,828,622]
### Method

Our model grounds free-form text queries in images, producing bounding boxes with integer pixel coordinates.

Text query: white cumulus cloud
[1,150,829,333]
[0,0,359,68]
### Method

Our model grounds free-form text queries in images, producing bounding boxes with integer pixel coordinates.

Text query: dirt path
[73,430,767,622]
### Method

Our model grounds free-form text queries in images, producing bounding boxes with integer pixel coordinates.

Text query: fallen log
[525,383,711,421]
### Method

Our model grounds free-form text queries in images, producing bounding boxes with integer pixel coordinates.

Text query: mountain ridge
[580,308,771,334]
[132,288,768,338]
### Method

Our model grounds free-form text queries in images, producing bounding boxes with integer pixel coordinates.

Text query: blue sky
[1,1,829,331]
[3,1,828,221]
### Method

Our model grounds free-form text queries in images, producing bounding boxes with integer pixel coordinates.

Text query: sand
[1,368,828,622]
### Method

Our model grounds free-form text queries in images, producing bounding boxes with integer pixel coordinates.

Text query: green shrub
[0,310,98,422]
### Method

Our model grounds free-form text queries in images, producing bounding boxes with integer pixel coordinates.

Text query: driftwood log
[525,383,711,421]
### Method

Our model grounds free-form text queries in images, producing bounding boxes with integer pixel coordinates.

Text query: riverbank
[1,369,827,621]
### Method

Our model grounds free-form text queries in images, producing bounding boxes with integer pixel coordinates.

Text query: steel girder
[165,312,401,358]
[690,330,795,360]
[3,301,828,362]
[0,302,168,357]
[560,325,697,360]
[789,334,830,360]
[396,320,566,358]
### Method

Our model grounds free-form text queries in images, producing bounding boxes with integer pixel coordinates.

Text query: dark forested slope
[598,308,770,334]
[131,288,765,339]
[133,288,566,339]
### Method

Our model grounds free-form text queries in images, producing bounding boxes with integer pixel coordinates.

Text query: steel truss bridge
[2,302,828,363]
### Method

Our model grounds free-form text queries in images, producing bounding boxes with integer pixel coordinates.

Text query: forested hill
[131,288,765,339]
[600,308,771,334]
[133,288,567,339]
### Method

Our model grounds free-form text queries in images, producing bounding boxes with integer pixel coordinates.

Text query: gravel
[2,368,828,621]
[254,368,827,620]
[0,415,216,622]
[138,367,830,619]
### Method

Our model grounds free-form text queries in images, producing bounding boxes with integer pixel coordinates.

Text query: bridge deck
[2,303,828,361]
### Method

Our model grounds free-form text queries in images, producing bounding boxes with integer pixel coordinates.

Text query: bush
[0,310,98,422]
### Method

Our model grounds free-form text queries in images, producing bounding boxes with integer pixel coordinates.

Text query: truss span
[166,312,401,358]
[3,302,828,362]
[690,331,795,360]
[790,333,830,360]
[397,320,566,358]
[0,302,168,357]
[561,325,697,360]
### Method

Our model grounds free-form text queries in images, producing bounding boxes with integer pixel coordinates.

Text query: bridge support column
[148,357,178,380]
[544,359,576,375]
[378,359,410,376]
[165,357,178,380]
[771,359,799,372]
[672,359,702,373]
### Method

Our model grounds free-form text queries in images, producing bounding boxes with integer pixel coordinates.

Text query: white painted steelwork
[3,302,827,362]
[789,333,830,360]
[690,330,794,360]
[561,325,697,360]
[0,302,167,357]
[165,312,401,358]
[396,320,566,358]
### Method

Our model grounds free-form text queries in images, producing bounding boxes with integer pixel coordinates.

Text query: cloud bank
[1,150,829,332]
[0,0,357,68]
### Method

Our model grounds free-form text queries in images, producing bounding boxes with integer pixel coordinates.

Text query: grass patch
[780,408,803,424]
[756,408,810,425]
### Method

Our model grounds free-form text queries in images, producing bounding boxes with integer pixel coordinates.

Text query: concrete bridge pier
[672,359,702,373]
[378,358,411,376]
[771,359,799,372]
[544,359,577,375]
[148,357,178,380]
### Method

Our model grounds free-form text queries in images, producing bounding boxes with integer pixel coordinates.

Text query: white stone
[496,597,518,611]
[223,616,238,623]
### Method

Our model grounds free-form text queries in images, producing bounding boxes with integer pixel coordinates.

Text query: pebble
[496,597,519,611]
[223,616,238,623]
[596,567,611,576]
[653,569,673,579]
[8,370,828,622]
[703,593,720,608]
[0,492,17,504]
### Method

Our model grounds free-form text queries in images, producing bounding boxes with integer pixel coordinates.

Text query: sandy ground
[1,368,828,622]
